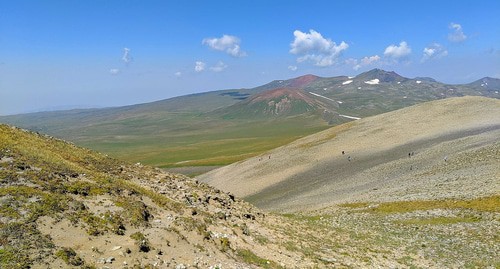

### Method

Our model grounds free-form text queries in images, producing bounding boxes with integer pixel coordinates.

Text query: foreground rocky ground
[1,124,499,268]
[0,124,314,268]
[282,198,499,268]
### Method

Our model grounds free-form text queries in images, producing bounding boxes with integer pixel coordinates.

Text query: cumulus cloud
[194,61,206,72]
[354,55,381,70]
[174,71,182,77]
[109,68,120,75]
[122,48,132,64]
[288,65,298,71]
[290,29,348,67]
[344,58,358,66]
[360,55,381,65]
[384,41,411,60]
[421,43,448,62]
[202,34,247,57]
[448,23,467,43]
[210,61,228,72]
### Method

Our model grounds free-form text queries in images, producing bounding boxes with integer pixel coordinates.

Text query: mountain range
[1,69,499,169]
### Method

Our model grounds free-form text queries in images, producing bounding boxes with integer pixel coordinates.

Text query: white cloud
[174,71,182,77]
[384,41,411,60]
[421,43,448,62]
[288,65,298,71]
[194,61,206,72]
[345,58,358,66]
[202,34,247,57]
[360,55,381,65]
[355,55,380,70]
[448,23,467,43]
[122,48,132,64]
[109,68,120,75]
[210,61,228,72]
[290,29,348,67]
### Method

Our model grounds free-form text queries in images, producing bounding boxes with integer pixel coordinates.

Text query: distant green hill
[1,69,499,168]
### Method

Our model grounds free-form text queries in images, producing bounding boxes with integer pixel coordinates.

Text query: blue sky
[1,0,499,115]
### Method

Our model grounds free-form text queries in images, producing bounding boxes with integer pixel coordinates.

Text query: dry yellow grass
[341,195,500,213]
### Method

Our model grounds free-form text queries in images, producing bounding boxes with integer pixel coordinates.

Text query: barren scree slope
[198,96,500,212]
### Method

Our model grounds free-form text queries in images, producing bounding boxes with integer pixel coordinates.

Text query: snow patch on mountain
[364,79,380,85]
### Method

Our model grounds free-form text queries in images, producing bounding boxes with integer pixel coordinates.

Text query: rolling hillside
[198,96,500,212]
[1,69,499,169]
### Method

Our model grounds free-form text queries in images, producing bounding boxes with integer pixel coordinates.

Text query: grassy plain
[73,113,329,167]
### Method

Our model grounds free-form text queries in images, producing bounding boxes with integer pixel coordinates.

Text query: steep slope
[198,96,500,212]
[0,124,320,268]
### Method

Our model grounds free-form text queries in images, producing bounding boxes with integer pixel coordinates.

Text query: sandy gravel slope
[198,96,500,212]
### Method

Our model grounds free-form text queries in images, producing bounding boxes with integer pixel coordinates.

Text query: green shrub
[220,237,230,252]
[115,197,151,227]
[56,247,84,266]
[130,232,151,252]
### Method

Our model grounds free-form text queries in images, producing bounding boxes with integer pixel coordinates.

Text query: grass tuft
[362,196,500,214]
[236,249,282,269]
[396,216,481,225]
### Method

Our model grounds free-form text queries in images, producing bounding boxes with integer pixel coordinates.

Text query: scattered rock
[320,257,337,263]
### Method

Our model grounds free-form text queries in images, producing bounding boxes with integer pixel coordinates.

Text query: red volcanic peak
[289,74,319,88]
[249,88,313,103]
